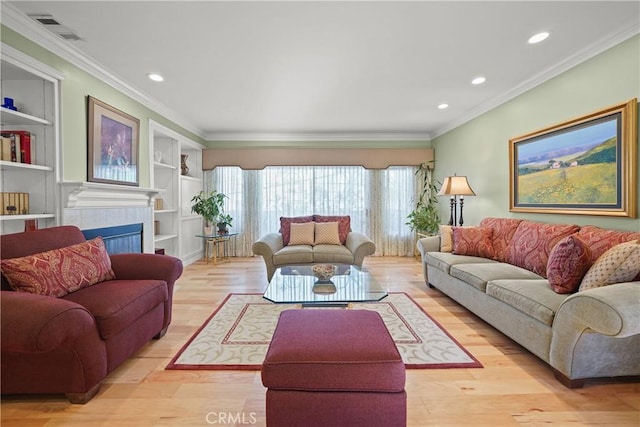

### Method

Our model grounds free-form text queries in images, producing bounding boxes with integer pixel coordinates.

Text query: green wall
[1,25,206,187]
[432,35,640,232]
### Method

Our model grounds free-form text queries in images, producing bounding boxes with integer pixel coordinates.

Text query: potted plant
[191,190,227,235]
[217,213,233,234]
[406,161,440,235]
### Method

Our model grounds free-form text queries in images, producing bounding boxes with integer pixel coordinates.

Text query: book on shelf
[1,192,29,215]
[0,130,34,164]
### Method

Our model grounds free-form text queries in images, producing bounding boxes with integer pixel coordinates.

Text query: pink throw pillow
[313,215,351,245]
[452,227,495,259]
[546,235,592,294]
[1,237,115,297]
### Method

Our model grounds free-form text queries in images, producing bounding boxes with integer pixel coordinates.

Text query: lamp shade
[437,176,476,196]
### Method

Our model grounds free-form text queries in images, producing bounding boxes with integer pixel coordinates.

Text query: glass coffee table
[263,264,387,307]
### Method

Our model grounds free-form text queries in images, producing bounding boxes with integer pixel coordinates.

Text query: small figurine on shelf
[181,154,189,176]
[2,97,18,111]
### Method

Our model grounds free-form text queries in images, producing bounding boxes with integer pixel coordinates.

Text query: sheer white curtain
[205,166,417,257]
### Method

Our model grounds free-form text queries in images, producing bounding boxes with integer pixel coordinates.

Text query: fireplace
[82,223,143,254]
[60,182,161,254]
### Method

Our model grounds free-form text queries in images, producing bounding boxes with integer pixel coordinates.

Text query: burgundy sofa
[0,225,183,403]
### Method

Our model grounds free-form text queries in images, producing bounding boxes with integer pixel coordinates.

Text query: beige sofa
[417,217,640,388]
[252,215,375,281]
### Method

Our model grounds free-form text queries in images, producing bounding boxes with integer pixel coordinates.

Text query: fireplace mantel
[60,181,162,208]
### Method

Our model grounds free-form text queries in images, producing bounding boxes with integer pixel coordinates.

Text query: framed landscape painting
[87,96,140,186]
[509,99,637,217]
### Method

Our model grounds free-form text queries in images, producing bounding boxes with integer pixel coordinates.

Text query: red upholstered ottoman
[261,309,406,427]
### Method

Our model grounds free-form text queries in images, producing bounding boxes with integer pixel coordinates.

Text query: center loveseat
[417,217,640,387]
[252,215,376,281]
[0,225,183,403]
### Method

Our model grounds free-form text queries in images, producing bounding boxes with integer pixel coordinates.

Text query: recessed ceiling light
[147,73,164,82]
[528,32,550,44]
[438,103,449,110]
[471,76,486,85]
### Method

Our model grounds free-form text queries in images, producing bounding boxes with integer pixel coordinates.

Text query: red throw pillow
[479,217,523,262]
[313,215,351,245]
[547,235,592,294]
[577,225,640,281]
[452,226,495,259]
[505,221,580,278]
[1,237,115,297]
[280,216,314,246]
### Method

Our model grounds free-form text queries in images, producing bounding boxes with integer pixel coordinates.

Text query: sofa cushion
[426,252,497,274]
[289,222,315,246]
[546,235,592,294]
[479,217,523,262]
[313,244,354,265]
[314,221,341,245]
[576,225,640,280]
[1,237,115,298]
[452,226,495,259]
[274,245,314,265]
[280,216,314,246]
[505,221,580,278]
[314,215,351,245]
[62,279,167,340]
[579,241,640,291]
[486,279,567,326]
[450,262,542,292]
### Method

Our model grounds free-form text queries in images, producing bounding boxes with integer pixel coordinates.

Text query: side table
[195,232,238,264]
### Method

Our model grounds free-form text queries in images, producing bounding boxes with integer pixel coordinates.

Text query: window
[205,166,417,256]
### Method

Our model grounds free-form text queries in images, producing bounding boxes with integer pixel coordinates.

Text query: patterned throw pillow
[576,225,640,280]
[479,217,523,262]
[314,215,351,245]
[439,225,453,252]
[452,226,495,259]
[280,216,314,245]
[288,222,315,246]
[505,221,580,278]
[579,240,640,291]
[1,237,115,298]
[314,222,341,245]
[547,235,592,294]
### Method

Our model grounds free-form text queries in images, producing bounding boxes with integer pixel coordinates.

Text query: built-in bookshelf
[0,43,62,235]
[149,120,204,264]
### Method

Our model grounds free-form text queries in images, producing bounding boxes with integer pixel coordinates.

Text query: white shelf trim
[0,160,53,172]
[0,213,55,221]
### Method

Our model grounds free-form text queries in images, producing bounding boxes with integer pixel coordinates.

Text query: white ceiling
[4,1,640,141]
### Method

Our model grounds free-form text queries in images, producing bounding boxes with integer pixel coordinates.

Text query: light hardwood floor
[2,256,639,426]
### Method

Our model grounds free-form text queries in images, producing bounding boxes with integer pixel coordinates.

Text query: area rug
[166,292,482,370]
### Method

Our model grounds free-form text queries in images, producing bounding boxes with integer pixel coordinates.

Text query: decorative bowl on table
[312,264,337,282]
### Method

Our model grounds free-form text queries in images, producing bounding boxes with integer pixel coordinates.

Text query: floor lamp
[437,175,476,226]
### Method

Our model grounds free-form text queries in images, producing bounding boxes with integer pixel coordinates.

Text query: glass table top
[263,264,388,306]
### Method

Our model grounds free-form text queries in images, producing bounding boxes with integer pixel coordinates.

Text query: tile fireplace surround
[60,182,161,253]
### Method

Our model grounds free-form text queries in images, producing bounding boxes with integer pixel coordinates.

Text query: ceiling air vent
[28,14,82,41]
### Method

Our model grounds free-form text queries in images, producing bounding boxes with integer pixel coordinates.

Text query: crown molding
[204,131,432,142]
[431,22,640,139]
[1,3,204,139]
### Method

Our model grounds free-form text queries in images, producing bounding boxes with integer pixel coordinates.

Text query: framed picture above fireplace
[87,96,140,186]
[509,98,637,218]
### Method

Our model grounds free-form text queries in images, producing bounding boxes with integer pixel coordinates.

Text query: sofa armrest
[252,233,284,281]
[416,236,441,283]
[252,233,284,258]
[109,253,183,287]
[416,236,441,258]
[550,281,640,379]
[345,231,376,266]
[1,291,96,352]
